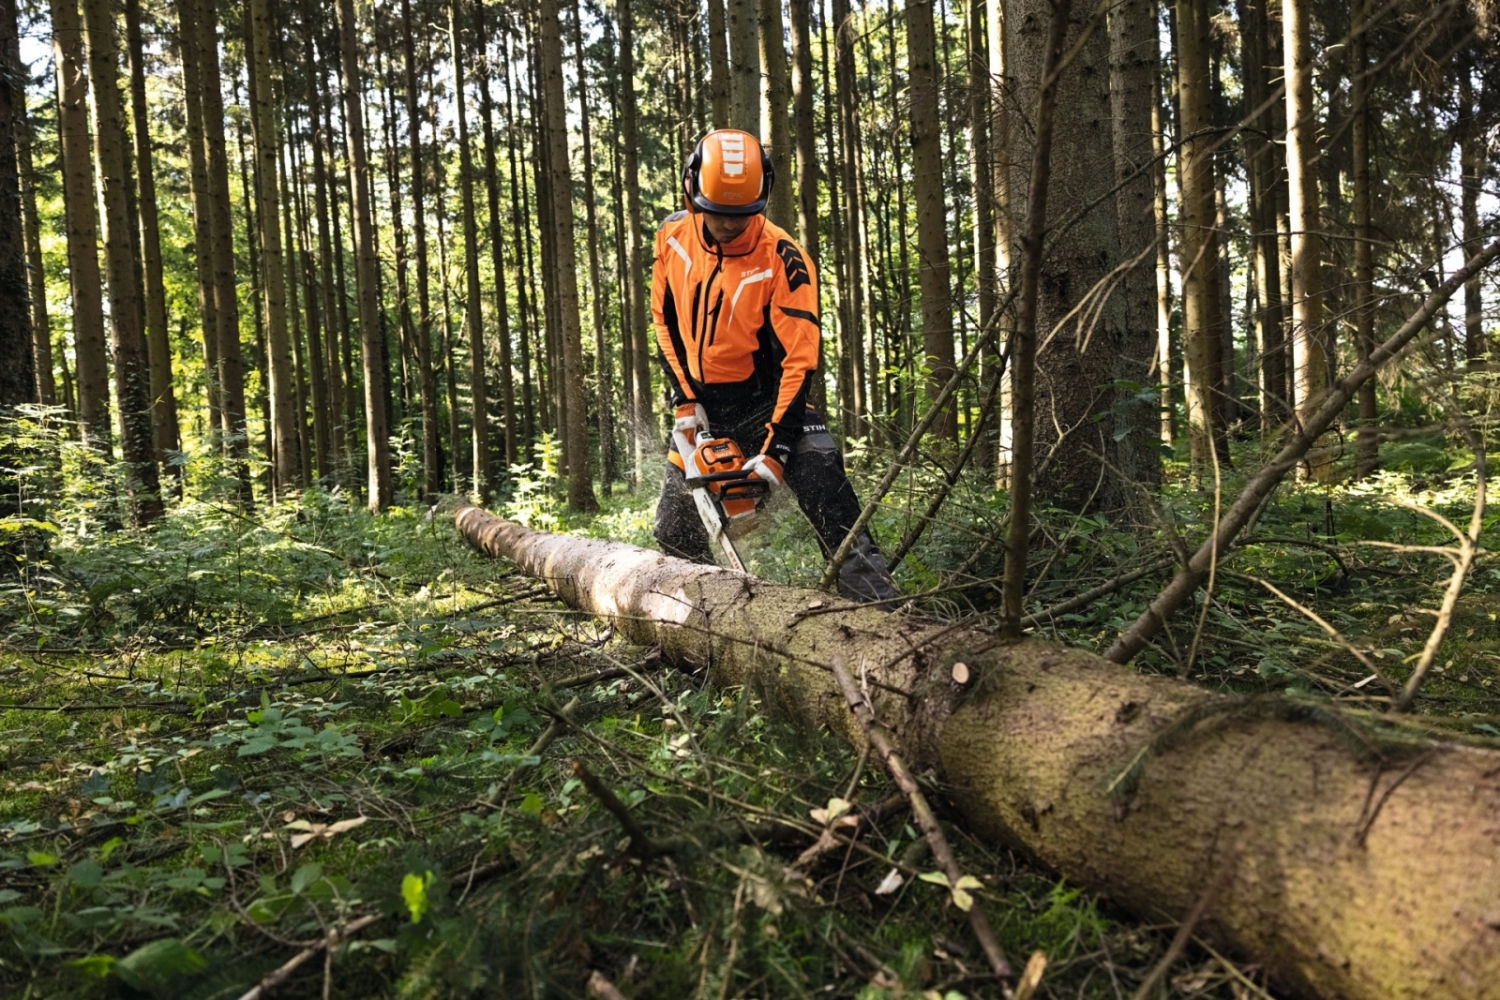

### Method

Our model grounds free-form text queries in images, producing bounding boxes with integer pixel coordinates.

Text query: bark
[192,0,250,498]
[728,0,759,131]
[1107,0,1160,487]
[247,0,297,492]
[308,22,347,476]
[707,0,730,127]
[758,0,792,229]
[176,1,219,438]
[1174,0,1225,470]
[1237,0,1286,432]
[538,0,598,512]
[906,0,955,442]
[458,505,1500,1000]
[1458,70,1485,368]
[615,0,652,479]
[817,0,849,440]
[0,0,29,410]
[334,0,393,511]
[51,0,110,454]
[289,103,330,481]
[15,105,51,409]
[398,0,440,498]
[1351,1,1377,477]
[83,0,162,524]
[573,0,615,491]
[124,0,180,478]
[967,0,996,371]
[789,0,825,414]
[1151,64,1174,448]
[450,0,489,503]
[1283,0,1327,479]
[503,37,538,461]
[1007,0,1145,511]
[833,0,866,440]
[477,5,517,473]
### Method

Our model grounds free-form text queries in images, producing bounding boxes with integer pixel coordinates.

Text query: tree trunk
[7,4,47,409]
[1458,70,1486,369]
[1174,0,1226,471]
[907,0,955,442]
[728,0,759,131]
[788,0,825,415]
[458,505,1500,1000]
[190,0,250,500]
[334,0,392,511]
[82,0,162,524]
[449,0,489,503]
[1283,0,1327,479]
[288,95,330,482]
[176,0,219,440]
[477,5,517,473]
[758,0,792,229]
[0,0,31,411]
[616,0,653,479]
[1108,0,1161,488]
[1151,63,1175,448]
[833,0,866,441]
[124,0,180,482]
[968,0,996,408]
[503,37,538,462]
[706,0,730,127]
[309,22,347,480]
[1350,0,1377,477]
[573,0,615,491]
[246,0,297,493]
[605,16,635,478]
[397,0,440,499]
[1236,0,1285,434]
[51,0,111,455]
[538,0,598,512]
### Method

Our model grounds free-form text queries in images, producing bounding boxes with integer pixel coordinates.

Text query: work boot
[837,534,899,603]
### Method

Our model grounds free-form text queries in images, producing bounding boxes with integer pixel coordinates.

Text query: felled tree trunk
[456,507,1500,1000]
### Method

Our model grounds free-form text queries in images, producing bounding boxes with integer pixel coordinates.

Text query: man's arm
[652,219,697,408]
[758,236,822,466]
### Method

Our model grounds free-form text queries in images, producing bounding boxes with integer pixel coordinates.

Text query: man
[651,129,897,603]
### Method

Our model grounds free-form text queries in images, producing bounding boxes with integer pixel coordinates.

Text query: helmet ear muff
[759,144,774,201]
[682,142,705,210]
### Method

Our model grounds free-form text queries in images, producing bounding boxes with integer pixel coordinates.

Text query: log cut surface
[456,506,1500,1000]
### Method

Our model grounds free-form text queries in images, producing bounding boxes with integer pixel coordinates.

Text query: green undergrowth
[3,483,1260,1000]
[4,425,1498,998]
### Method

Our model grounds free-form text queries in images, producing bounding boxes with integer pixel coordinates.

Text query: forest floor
[3,440,1499,1000]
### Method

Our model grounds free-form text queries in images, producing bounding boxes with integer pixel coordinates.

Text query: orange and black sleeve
[652,219,698,408]
[758,236,821,465]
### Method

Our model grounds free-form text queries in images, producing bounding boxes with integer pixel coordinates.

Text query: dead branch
[829,655,1014,986]
[233,912,383,1000]
[1104,235,1500,665]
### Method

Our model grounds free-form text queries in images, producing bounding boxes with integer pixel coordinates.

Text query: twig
[571,760,677,859]
[828,655,1014,986]
[1019,556,1177,629]
[475,696,579,811]
[1128,872,1227,1000]
[233,912,383,1000]
[1104,235,1500,665]
[1232,573,1399,697]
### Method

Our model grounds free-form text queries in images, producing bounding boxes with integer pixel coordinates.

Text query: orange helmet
[682,129,774,217]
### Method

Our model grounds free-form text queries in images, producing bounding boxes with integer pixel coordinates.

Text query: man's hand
[674,403,709,435]
[742,454,784,490]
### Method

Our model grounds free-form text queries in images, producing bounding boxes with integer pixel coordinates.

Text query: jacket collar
[695,214,766,257]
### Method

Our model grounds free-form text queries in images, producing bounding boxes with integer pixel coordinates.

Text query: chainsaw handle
[693,469,757,484]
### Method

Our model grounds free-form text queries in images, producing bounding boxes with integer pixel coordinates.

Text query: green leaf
[917,871,950,887]
[401,870,436,924]
[291,862,323,895]
[26,851,57,867]
[65,955,115,979]
[113,938,207,992]
[953,875,983,891]
[952,887,975,912]
[68,859,103,888]
[519,791,545,816]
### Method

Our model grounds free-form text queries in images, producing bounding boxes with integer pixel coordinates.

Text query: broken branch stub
[456,506,1500,1000]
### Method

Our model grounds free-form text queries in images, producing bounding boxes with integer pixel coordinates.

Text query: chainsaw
[672,426,770,573]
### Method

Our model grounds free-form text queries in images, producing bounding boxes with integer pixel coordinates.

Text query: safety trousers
[653,412,898,603]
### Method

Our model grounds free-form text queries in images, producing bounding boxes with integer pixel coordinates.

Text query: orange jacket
[652,211,820,465]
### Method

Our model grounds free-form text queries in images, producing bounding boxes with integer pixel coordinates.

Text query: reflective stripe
[666,236,692,285]
[727,268,775,329]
